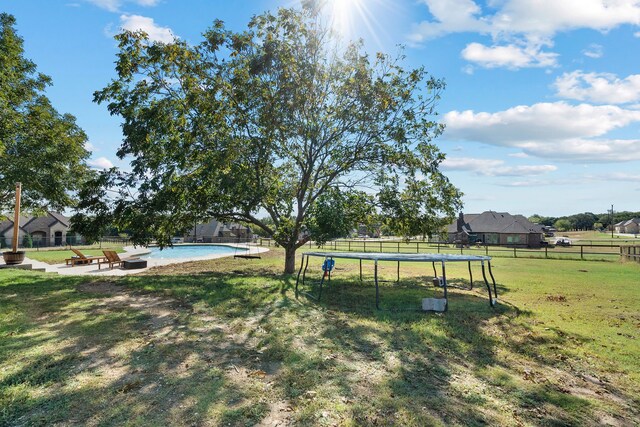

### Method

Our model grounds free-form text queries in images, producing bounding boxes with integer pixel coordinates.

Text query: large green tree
[0,13,90,212]
[74,5,461,273]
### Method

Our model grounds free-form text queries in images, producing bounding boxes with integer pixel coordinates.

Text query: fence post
[437,242,440,253]
[416,242,419,253]
[397,241,400,252]
[364,241,366,252]
[545,246,548,259]
[581,245,584,260]
[348,241,351,251]
[514,247,517,258]
[380,241,382,252]
[485,245,488,256]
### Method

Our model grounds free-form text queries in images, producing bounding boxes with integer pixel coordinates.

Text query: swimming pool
[142,244,245,260]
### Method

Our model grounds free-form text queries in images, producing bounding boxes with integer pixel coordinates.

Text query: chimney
[457,212,465,233]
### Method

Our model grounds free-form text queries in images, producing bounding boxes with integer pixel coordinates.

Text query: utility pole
[611,204,614,238]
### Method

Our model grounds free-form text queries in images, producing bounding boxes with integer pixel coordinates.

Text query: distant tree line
[528,211,640,232]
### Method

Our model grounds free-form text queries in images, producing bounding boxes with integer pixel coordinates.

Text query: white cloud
[635,31,640,37]
[411,0,640,69]
[409,0,489,43]
[119,14,174,43]
[87,0,160,12]
[441,157,557,176]
[499,179,555,187]
[554,71,640,104]
[582,43,603,58]
[441,157,503,171]
[462,65,475,75]
[89,157,114,169]
[508,152,529,158]
[461,42,558,69]
[413,0,640,41]
[443,102,640,162]
[596,172,640,182]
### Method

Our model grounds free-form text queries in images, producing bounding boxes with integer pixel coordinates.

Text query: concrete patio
[20,245,269,276]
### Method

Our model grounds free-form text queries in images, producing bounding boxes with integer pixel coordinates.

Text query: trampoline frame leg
[441,261,448,312]
[481,261,495,306]
[375,260,380,310]
[295,255,305,298]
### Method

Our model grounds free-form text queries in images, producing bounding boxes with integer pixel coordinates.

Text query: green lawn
[1,250,639,426]
[22,246,125,264]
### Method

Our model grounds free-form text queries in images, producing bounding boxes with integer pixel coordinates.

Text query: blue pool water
[142,244,244,260]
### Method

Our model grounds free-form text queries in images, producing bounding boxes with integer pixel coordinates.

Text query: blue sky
[4,0,640,217]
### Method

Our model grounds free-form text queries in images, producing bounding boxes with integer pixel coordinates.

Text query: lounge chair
[65,248,107,266]
[99,250,138,269]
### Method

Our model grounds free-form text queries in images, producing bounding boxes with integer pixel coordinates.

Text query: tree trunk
[284,245,297,274]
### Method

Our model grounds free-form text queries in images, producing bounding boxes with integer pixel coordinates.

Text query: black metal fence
[184,236,255,244]
[0,235,131,250]
[258,238,625,262]
[0,235,84,250]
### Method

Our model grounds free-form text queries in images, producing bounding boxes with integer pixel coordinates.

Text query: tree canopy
[73,5,462,272]
[0,13,90,212]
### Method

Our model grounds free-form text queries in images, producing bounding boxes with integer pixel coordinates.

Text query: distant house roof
[0,215,32,234]
[622,218,640,226]
[1,212,71,234]
[23,212,70,233]
[48,211,70,227]
[186,219,248,238]
[188,219,223,237]
[448,211,543,235]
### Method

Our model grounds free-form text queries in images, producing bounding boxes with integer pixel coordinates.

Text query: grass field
[304,238,625,262]
[1,249,639,426]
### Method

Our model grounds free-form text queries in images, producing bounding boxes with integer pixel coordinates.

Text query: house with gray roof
[614,218,640,234]
[1,212,82,248]
[0,215,30,248]
[184,219,252,243]
[447,211,545,248]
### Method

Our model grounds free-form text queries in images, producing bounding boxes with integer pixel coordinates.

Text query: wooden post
[12,182,21,253]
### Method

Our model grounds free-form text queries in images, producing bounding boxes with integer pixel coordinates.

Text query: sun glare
[326,0,384,45]
[329,0,361,35]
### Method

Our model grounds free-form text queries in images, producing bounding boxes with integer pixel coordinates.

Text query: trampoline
[295,251,498,312]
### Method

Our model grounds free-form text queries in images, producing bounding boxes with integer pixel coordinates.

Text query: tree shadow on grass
[0,272,276,425]
[289,271,636,425]
[1,269,637,426]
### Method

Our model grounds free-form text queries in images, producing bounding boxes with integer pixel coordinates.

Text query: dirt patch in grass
[546,294,568,302]
[77,280,125,294]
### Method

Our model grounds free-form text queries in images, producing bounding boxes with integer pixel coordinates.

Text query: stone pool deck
[22,244,269,276]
